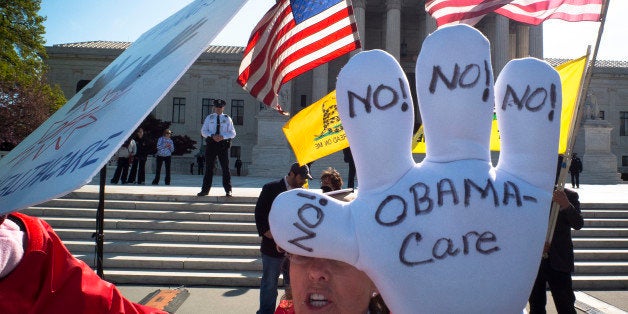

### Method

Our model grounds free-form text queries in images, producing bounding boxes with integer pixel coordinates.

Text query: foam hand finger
[336,49,416,192]
[416,25,493,163]
[495,58,562,191]
[269,189,359,264]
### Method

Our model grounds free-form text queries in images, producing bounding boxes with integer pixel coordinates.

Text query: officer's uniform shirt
[201,113,236,140]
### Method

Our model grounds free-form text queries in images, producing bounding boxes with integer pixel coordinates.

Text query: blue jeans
[257,254,288,314]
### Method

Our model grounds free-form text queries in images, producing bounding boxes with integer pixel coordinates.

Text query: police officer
[198,99,236,197]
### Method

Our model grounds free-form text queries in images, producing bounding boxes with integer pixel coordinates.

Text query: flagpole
[545,48,590,252]
[544,0,610,252]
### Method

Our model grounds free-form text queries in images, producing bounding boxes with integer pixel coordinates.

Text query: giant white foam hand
[270,24,562,313]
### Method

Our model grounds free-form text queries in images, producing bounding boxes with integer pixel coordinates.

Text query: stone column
[248,82,295,177]
[425,11,437,35]
[529,24,543,58]
[385,0,402,61]
[516,24,530,58]
[580,119,622,184]
[490,15,509,76]
[312,63,329,102]
[352,0,366,53]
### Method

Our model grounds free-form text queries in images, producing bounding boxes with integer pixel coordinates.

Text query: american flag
[237,0,361,114]
[426,0,603,28]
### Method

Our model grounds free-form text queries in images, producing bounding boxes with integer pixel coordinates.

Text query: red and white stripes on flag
[237,0,361,114]
[425,0,603,28]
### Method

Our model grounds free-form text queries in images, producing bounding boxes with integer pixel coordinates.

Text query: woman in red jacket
[0,212,165,314]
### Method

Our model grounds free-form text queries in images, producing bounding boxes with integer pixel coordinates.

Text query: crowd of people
[3,99,585,313]
[1,158,586,313]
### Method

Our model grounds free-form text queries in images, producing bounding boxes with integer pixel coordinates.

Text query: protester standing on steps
[254,162,312,314]
[569,153,583,188]
[127,128,148,184]
[528,188,584,314]
[152,129,174,186]
[110,137,136,184]
[198,99,236,197]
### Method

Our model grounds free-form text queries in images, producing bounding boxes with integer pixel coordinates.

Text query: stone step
[64,240,260,256]
[62,191,258,204]
[583,219,628,228]
[55,228,260,244]
[75,253,263,271]
[24,207,254,222]
[581,209,628,219]
[573,228,628,238]
[98,271,625,289]
[572,276,628,290]
[581,203,628,210]
[76,258,627,281]
[38,198,255,213]
[101,269,268,287]
[573,237,628,248]
[575,249,628,261]
[41,217,257,232]
[575,261,628,274]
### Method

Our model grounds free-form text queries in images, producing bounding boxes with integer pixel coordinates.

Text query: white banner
[0,0,247,214]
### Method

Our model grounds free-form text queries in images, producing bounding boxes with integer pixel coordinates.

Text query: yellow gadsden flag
[412,56,588,154]
[283,91,348,165]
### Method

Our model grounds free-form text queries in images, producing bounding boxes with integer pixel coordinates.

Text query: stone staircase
[22,192,628,289]
[573,203,628,289]
[23,190,265,287]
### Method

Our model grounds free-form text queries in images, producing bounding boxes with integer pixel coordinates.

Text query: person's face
[214,106,224,114]
[165,131,172,137]
[137,129,144,138]
[321,176,333,192]
[288,172,307,189]
[289,254,377,314]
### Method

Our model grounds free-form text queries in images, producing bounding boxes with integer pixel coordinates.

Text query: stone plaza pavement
[81,173,628,313]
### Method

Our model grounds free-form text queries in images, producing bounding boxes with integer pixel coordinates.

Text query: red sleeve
[0,213,166,314]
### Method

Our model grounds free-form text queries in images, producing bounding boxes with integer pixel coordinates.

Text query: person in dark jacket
[254,162,312,314]
[528,188,584,314]
[127,128,149,184]
[568,153,583,188]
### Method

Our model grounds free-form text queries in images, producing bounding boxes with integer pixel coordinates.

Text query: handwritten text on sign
[286,176,537,265]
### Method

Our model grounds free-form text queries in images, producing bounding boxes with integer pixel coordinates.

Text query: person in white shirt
[110,137,136,184]
[198,99,236,197]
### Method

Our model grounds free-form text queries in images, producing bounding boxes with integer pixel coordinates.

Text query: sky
[39,0,627,61]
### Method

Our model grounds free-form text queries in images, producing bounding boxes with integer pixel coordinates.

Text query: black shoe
[152,182,158,185]
[197,191,208,196]
[226,191,232,197]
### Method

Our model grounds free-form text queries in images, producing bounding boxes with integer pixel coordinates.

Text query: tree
[0,0,66,149]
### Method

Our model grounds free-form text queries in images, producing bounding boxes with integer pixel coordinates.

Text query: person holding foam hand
[268,24,562,314]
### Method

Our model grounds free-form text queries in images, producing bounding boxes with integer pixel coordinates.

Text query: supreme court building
[45,1,628,182]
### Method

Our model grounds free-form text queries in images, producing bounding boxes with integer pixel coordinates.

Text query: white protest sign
[0,0,247,214]
[269,25,562,313]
